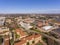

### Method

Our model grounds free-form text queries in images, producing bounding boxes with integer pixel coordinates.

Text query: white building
[0,27,9,34]
[42,26,53,30]
[0,17,6,26]
[19,22,33,30]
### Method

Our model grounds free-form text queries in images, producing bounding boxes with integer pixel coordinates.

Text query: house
[15,34,42,45]
[15,29,27,41]
[5,19,12,24]
[0,28,42,45]
[37,21,43,27]
[0,27,10,45]
[34,34,41,44]
[15,17,23,23]
[23,18,35,23]
[0,27,9,35]
[4,40,9,45]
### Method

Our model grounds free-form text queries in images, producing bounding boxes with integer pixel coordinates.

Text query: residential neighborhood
[0,0,60,45]
[0,14,60,45]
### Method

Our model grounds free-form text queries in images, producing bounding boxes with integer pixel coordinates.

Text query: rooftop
[42,26,53,30]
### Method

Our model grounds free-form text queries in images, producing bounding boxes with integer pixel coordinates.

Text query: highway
[20,25,60,45]
[37,27,60,43]
[24,27,60,43]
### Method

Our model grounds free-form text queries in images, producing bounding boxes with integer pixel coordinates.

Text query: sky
[0,0,60,14]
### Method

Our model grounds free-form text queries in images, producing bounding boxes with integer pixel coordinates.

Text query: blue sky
[0,0,60,14]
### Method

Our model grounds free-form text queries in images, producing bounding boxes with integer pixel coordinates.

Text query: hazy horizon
[0,0,60,14]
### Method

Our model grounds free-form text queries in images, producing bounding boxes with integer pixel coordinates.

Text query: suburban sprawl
[0,14,60,45]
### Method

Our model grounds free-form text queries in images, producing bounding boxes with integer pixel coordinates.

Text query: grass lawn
[36,42,43,45]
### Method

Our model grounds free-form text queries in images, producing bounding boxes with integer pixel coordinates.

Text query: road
[24,27,60,43]
[37,27,60,43]
[20,25,60,45]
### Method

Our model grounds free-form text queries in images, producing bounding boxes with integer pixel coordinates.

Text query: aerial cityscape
[0,14,60,45]
[0,0,60,45]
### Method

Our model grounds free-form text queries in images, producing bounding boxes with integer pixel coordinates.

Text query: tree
[15,32,20,39]
[26,42,30,45]
[36,43,42,45]
[32,40,35,44]
[0,36,3,45]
